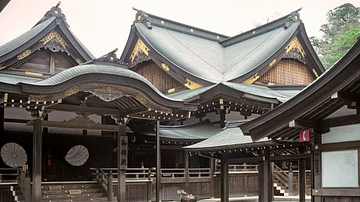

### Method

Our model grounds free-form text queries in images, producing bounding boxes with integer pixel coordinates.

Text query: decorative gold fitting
[219,99,224,105]
[314,145,319,150]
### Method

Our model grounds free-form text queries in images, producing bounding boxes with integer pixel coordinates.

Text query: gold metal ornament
[64,86,80,97]
[184,78,203,90]
[285,37,305,57]
[75,58,83,64]
[39,30,68,49]
[17,50,32,60]
[161,63,170,71]
[130,38,150,62]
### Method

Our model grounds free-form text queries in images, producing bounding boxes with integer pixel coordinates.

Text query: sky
[0,0,359,58]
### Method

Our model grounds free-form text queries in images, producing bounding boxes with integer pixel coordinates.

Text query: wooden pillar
[299,147,306,202]
[258,151,271,202]
[0,107,4,133]
[117,125,127,202]
[312,133,321,202]
[32,117,43,202]
[185,151,189,192]
[156,121,161,202]
[210,158,215,198]
[220,154,229,202]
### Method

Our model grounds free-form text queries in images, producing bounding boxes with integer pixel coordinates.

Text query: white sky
[0,0,359,57]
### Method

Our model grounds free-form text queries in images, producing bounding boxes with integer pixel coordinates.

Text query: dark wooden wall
[0,132,114,181]
[256,59,315,85]
[323,197,360,202]
[13,49,77,75]
[214,172,258,197]
[0,185,14,202]
[133,60,183,93]
[113,172,258,201]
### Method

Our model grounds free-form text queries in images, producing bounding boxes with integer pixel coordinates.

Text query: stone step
[42,183,100,190]
[18,196,111,202]
[42,187,103,195]
[42,192,106,200]
[13,182,114,202]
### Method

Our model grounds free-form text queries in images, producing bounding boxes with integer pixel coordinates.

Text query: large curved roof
[121,9,321,85]
[135,20,299,83]
[0,3,94,64]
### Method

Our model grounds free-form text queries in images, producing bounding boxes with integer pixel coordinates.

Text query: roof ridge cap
[134,9,229,41]
[220,8,302,47]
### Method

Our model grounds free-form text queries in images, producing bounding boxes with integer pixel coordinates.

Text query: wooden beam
[313,188,360,196]
[47,104,121,116]
[228,156,263,164]
[28,120,132,132]
[269,153,310,161]
[321,114,360,129]
[317,140,360,152]
[289,118,317,128]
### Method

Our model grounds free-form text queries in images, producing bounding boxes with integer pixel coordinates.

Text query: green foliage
[310,3,360,68]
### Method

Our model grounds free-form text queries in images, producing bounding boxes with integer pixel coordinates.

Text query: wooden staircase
[12,182,115,202]
[273,164,290,196]
[273,164,311,196]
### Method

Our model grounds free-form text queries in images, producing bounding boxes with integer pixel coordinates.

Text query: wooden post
[156,121,161,202]
[24,170,31,202]
[313,133,321,202]
[299,148,306,202]
[108,170,114,201]
[210,158,215,198]
[270,162,274,200]
[117,125,127,202]
[185,151,189,192]
[0,107,4,133]
[258,151,271,202]
[32,117,43,202]
[220,154,229,202]
[288,169,294,195]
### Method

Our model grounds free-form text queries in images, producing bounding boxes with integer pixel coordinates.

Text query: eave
[240,39,360,141]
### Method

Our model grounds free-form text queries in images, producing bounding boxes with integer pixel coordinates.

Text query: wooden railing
[189,168,211,178]
[93,169,114,201]
[0,168,19,183]
[91,167,212,182]
[228,163,258,172]
[273,163,290,189]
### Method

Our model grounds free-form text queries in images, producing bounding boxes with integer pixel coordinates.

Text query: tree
[310,3,360,68]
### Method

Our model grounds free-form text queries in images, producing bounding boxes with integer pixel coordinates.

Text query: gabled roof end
[34,1,68,27]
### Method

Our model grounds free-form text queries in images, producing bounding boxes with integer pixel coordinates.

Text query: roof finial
[93,49,125,66]
[56,1,61,8]
[132,6,139,12]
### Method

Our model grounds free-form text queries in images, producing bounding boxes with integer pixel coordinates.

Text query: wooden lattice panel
[256,59,315,85]
[133,60,183,93]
